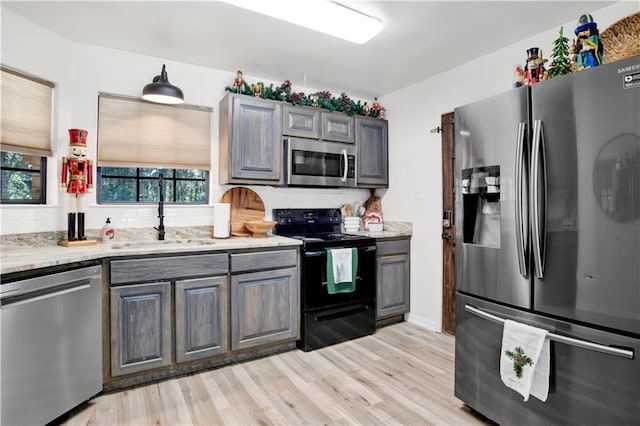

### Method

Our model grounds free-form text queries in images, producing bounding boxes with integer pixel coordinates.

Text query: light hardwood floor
[61,322,487,425]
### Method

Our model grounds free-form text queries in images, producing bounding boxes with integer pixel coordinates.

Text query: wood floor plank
[61,322,487,426]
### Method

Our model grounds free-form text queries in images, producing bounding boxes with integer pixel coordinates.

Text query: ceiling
[2,1,614,99]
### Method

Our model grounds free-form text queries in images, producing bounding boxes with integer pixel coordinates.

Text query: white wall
[0,8,370,234]
[380,1,639,331]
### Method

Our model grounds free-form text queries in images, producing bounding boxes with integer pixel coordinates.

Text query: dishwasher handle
[1,279,91,309]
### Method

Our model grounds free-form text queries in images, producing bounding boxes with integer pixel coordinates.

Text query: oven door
[285,137,356,187]
[302,244,376,310]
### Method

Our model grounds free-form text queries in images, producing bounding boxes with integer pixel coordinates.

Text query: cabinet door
[283,105,320,138]
[356,117,388,187]
[175,276,229,364]
[231,96,283,182]
[110,282,172,377]
[231,267,298,350]
[321,111,354,143]
[376,253,410,319]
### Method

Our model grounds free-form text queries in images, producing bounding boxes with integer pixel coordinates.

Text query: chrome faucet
[154,173,166,240]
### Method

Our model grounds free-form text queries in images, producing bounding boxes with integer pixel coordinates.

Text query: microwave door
[286,138,355,187]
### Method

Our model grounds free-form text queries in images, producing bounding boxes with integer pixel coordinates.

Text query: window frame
[97,166,209,205]
[0,151,47,205]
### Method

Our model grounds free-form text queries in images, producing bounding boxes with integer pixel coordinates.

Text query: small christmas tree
[547,26,573,78]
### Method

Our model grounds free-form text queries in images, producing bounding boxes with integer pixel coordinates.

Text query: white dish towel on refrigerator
[500,319,550,402]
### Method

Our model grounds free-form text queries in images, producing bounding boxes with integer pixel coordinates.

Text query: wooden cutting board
[221,187,266,236]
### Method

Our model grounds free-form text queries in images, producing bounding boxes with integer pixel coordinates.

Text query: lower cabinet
[175,276,229,363]
[230,249,300,351]
[108,248,299,385]
[110,282,173,377]
[376,238,410,323]
[109,253,229,378]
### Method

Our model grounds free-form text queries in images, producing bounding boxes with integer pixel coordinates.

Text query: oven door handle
[304,245,377,258]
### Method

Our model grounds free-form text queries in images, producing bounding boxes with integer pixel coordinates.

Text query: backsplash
[0,186,373,235]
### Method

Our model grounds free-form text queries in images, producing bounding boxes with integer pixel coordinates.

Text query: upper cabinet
[321,111,354,143]
[219,93,283,184]
[219,93,388,188]
[356,116,388,188]
[283,105,320,139]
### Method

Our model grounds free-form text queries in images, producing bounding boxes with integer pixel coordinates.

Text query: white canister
[213,203,231,238]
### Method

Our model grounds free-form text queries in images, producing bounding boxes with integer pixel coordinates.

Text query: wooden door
[441,112,456,335]
[231,95,282,182]
[230,267,298,350]
[376,238,410,320]
[321,111,354,143]
[175,276,229,364]
[110,282,172,376]
[356,117,389,188]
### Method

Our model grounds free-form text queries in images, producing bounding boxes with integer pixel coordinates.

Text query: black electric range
[273,208,377,351]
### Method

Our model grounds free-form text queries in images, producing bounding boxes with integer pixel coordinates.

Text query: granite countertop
[0,226,301,275]
[0,222,411,275]
[347,221,413,239]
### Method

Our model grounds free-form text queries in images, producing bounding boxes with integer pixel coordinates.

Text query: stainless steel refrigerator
[454,54,640,424]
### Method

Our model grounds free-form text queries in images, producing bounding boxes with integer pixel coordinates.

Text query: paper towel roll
[213,203,231,238]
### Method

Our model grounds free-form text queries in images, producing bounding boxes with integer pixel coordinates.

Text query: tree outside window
[98,167,208,204]
[0,151,46,204]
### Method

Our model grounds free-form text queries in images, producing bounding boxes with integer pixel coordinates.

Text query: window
[98,167,208,204]
[96,93,212,204]
[1,151,46,204]
[0,66,53,204]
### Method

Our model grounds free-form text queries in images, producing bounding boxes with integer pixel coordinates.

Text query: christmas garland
[225,73,385,118]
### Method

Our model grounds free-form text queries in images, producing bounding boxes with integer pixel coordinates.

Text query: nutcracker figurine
[574,14,603,70]
[523,47,547,85]
[61,129,93,242]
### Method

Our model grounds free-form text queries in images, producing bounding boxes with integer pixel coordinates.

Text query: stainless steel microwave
[285,137,356,187]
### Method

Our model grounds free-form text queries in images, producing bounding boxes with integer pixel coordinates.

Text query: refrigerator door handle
[530,119,547,279]
[515,121,528,277]
[464,305,635,359]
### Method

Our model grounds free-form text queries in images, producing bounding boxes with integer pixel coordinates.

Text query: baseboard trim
[407,313,440,332]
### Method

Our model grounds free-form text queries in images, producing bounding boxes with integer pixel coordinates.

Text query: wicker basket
[600,12,640,64]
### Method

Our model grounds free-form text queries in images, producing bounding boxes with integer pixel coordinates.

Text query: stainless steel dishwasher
[1,265,103,425]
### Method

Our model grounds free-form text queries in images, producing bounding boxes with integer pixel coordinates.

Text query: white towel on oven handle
[329,248,353,283]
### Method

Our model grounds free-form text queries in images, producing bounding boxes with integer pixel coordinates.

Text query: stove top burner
[273,208,375,249]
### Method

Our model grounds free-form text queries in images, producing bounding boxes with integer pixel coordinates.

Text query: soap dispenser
[101,218,115,243]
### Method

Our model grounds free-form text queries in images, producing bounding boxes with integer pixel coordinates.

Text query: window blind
[97,93,212,170]
[0,66,54,156]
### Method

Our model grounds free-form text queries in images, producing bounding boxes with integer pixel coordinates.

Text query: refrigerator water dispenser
[462,166,501,248]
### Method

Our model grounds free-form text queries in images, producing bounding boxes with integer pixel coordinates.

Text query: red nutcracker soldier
[61,129,93,242]
[523,47,547,86]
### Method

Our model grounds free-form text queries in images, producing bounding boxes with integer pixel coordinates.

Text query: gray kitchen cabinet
[376,238,410,324]
[230,249,299,350]
[219,93,283,184]
[109,253,228,377]
[356,117,388,188]
[321,111,354,143]
[283,104,320,139]
[175,276,229,363]
[110,282,172,377]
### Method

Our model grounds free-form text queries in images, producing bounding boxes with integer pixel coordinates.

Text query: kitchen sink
[111,239,215,249]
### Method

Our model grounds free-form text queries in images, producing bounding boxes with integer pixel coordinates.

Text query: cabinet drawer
[231,249,297,273]
[376,238,410,256]
[110,253,228,284]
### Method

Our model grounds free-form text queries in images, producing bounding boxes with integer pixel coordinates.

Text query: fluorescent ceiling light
[222,0,383,44]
